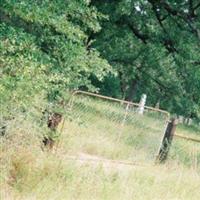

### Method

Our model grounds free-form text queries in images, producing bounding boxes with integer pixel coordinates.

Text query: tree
[92,0,200,119]
[0,0,111,142]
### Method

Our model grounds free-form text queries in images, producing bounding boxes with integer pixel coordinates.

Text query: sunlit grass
[1,148,200,200]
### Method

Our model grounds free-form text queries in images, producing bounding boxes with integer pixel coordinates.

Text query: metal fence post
[156,118,177,163]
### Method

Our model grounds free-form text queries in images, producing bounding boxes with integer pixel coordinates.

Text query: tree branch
[194,2,200,10]
[127,23,148,44]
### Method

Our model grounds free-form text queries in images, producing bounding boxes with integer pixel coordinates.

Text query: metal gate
[60,91,170,164]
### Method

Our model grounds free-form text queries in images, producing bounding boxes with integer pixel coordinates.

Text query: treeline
[1,0,200,124]
[91,0,200,120]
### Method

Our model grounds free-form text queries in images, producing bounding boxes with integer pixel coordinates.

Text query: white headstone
[138,94,147,115]
[188,118,192,125]
[155,101,160,109]
[178,116,184,124]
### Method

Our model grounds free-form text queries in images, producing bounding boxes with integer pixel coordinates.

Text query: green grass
[1,94,200,200]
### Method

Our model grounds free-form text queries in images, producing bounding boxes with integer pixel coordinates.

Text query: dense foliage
[92,0,200,119]
[0,0,110,121]
[1,0,200,124]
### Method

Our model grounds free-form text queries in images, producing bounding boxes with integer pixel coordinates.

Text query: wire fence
[59,91,170,164]
[168,134,200,169]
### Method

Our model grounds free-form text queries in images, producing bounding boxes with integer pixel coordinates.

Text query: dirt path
[58,152,149,171]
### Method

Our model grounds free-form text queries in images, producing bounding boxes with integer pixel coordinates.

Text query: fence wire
[60,91,170,164]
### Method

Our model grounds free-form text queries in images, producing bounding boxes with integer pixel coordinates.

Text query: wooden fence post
[156,118,177,163]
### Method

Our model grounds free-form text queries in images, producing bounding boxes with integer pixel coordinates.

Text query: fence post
[156,118,177,163]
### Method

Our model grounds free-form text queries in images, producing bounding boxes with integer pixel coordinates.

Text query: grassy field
[1,94,200,200]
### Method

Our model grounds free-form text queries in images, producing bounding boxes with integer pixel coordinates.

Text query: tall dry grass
[1,96,200,199]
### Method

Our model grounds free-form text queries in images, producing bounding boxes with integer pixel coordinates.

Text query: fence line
[174,133,200,143]
[73,91,200,144]
[62,90,200,167]
[72,90,170,117]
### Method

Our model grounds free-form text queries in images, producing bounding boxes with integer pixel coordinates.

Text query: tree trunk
[125,78,139,102]
[43,112,62,149]
[119,71,127,100]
